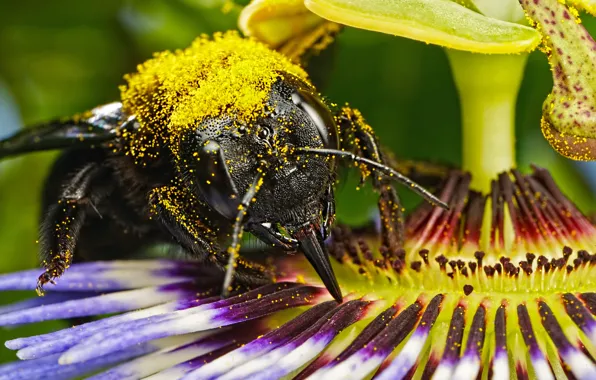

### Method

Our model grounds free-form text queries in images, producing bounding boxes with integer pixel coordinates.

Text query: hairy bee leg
[148,187,219,262]
[336,107,405,253]
[38,163,111,295]
[222,171,265,298]
[150,186,270,294]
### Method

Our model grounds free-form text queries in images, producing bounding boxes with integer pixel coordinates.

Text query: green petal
[304,0,541,53]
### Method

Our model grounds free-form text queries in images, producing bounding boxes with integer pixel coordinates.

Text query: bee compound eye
[291,90,338,150]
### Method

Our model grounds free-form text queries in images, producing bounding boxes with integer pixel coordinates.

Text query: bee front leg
[335,106,405,254]
[38,163,111,295]
[148,186,271,294]
[149,186,219,261]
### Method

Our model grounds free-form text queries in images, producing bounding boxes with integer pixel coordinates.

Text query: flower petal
[429,304,466,379]
[58,284,324,364]
[0,260,200,291]
[86,330,244,380]
[0,347,152,380]
[537,301,596,379]
[0,292,95,315]
[491,305,509,380]
[2,335,203,380]
[144,343,244,380]
[451,304,487,379]
[304,0,540,53]
[562,293,596,343]
[49,282,298,360]
[213,299,370,380]
[0,283,197,326]
[517,304,555,380]
[309,300,424,379]
[7,289,220,359]
[374,295,444,380]
[188,300,338,379]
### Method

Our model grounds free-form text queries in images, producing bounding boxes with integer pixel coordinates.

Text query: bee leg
[38,163,111,295]
[321,184,336,240]
[336,107,405,253]
[149,186,219,261]
[150,186,270,295]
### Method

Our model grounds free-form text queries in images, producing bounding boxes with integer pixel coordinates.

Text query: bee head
[178,77,339,232]
[176,76,343,302]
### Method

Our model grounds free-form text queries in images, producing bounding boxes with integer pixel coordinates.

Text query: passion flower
[0,167,595,379]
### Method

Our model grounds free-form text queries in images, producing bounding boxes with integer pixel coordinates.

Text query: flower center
[278,167,596,300]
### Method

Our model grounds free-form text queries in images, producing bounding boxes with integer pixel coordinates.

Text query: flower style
[1,167,595,379]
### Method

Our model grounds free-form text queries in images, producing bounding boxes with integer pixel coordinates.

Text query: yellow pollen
[120,31,309,163]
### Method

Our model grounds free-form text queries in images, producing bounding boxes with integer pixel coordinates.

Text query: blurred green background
[1,0,596,364]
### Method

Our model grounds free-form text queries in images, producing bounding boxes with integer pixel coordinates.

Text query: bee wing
[0,102,134,159]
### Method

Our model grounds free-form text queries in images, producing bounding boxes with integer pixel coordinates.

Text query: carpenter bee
[0,31,446,302]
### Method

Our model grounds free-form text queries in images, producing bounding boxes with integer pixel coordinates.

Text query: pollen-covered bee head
[179,76,338,228]
[120,31,339,240]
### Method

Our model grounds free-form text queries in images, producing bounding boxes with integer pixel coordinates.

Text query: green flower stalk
[460,0,526,22]
[447,50,527,191]
[519,0,596,160]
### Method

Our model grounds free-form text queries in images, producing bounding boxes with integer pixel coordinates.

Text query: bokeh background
[1,0,596,363]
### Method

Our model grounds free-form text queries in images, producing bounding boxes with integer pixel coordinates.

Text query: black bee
[0,31,446,302]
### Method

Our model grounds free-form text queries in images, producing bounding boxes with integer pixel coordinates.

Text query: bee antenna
[294,147,449,210]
